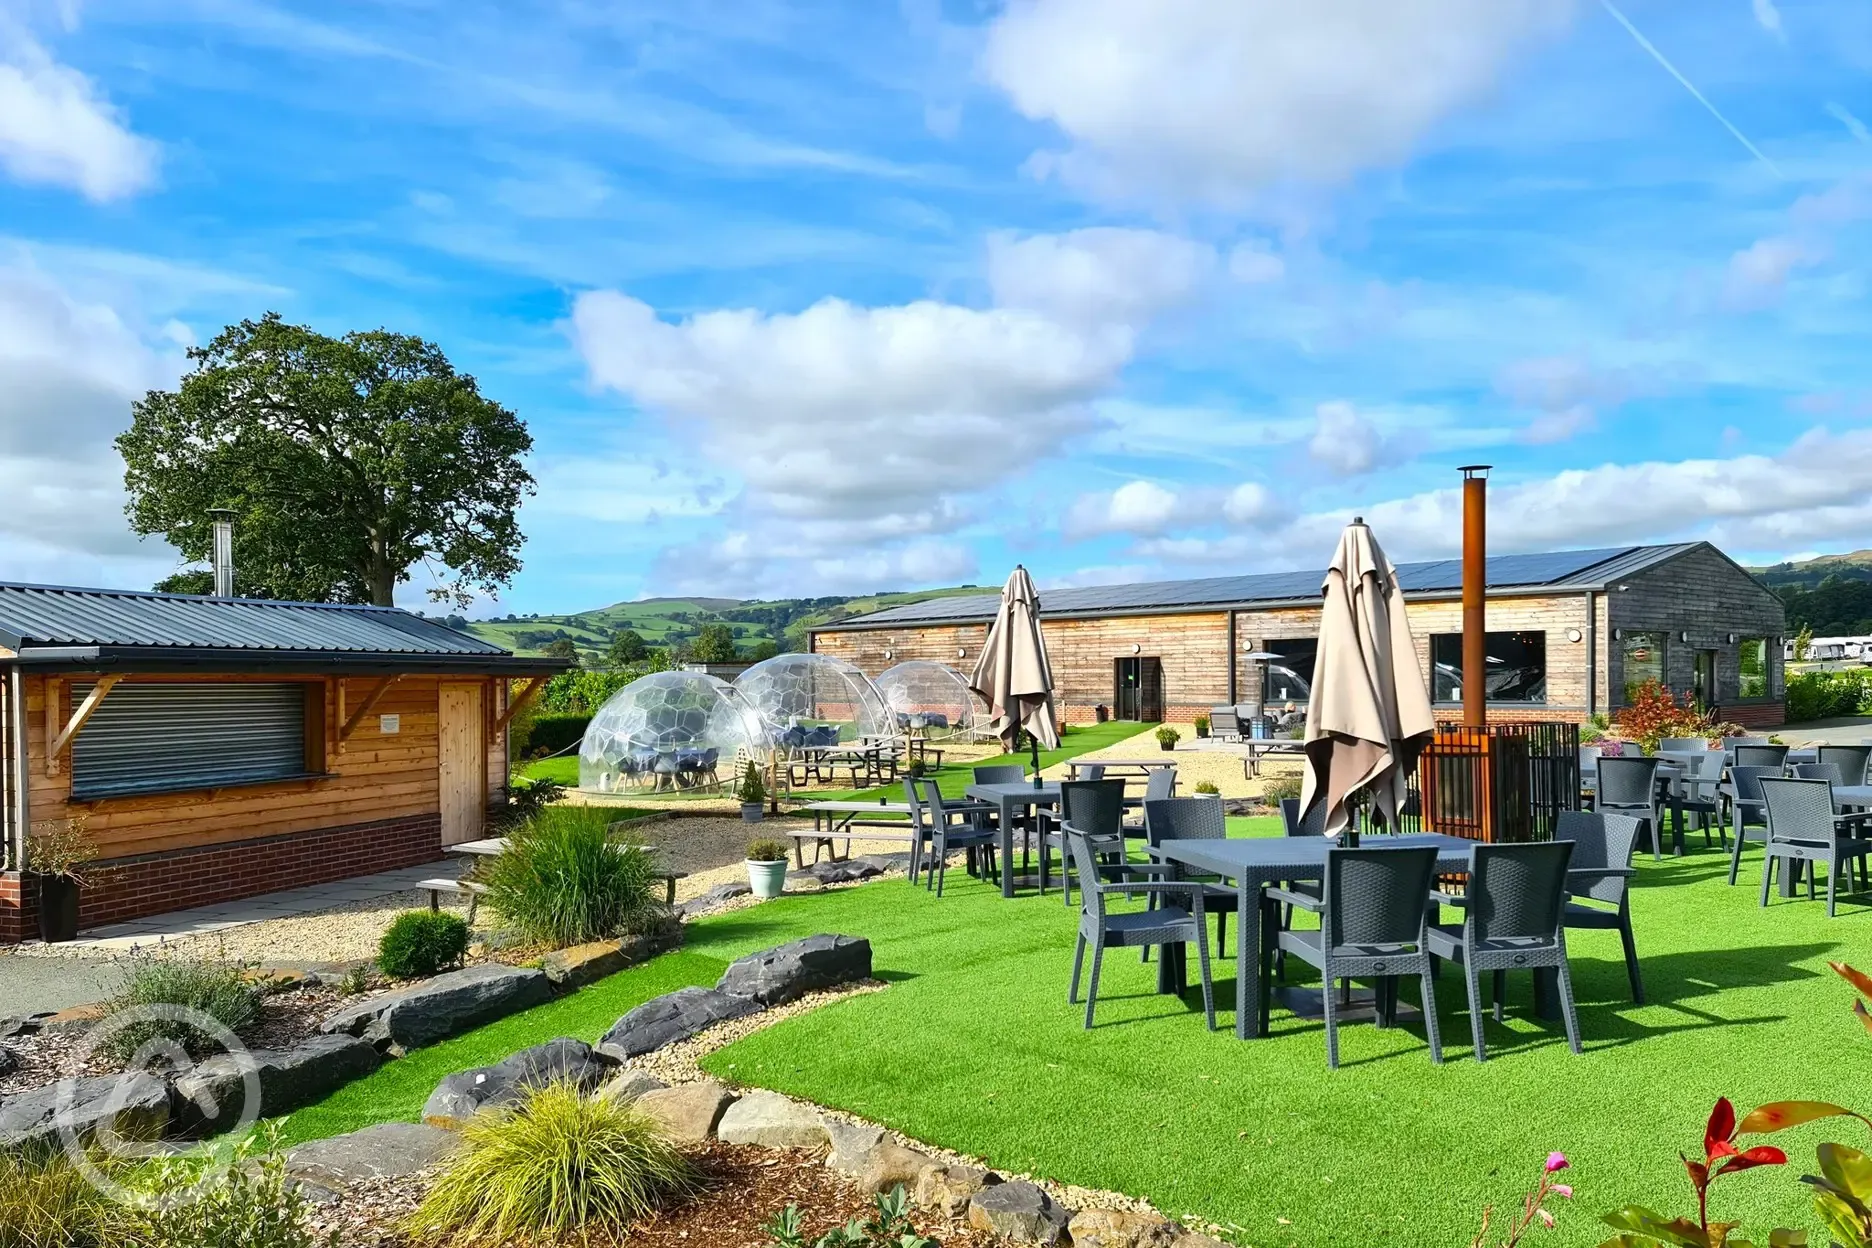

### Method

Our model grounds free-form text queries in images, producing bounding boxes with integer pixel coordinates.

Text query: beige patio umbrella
[1299,519,1436,838]
[970,565,1060,776]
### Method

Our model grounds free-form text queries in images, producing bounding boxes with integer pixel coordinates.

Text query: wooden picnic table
[791,800,915,866]
[1239,739,1306,777]
[1065,758,1180,779]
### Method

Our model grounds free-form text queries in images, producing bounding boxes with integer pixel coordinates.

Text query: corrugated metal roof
[820,543,1704,630]
[0,582,508,655]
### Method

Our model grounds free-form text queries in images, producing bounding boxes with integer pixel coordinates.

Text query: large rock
[540,942,628,989]
[596,1069,667,1106]
[596,987,758,1060]
[824,1120,886,1173]
[285,1122,460,1194]
[791,858,887,886]
[319,965,551,1054]
[635,1080,737,1142]
[969,1181,1071,1245]
[422,1037,612,1128]
[860,1142,935,1195]
[715,934,872,1006]
[0,1014,47,1040]
[0,1072,170,1149]
[716,1089,830,1149]
[675,881,749,919]
[1067,1209,1181,1248]
[917,1165,1000,1219]
[174,1035,381,1135]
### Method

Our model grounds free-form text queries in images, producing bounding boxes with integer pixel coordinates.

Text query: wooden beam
[337,675,400,749]
[46,675,119,776]
[492,676,548,735]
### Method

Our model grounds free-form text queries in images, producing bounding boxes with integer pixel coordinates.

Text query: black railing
[1392,720,1580,842]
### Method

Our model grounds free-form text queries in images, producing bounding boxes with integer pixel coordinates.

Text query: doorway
[1112,657,1165,722]
[1693,650,1718,710]
[438,682,485,846]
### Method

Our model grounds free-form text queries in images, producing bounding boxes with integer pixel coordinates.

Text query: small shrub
[747,838,789,863]
[135,1126,335,1248]
[906,757,930,779]
[1787,668,1872,723]
[337,964,374,996]
[0,1145,128,1248]
[407,1081,698,1244]
[1193,714,1210,738]
[736,760,766,805]
[1194,780,1219,795]
[512,712,592,760]
[1614,680,1716,753]
[766,1184,934,1248]
[1155,726,1181,748]
[377,910,470,979]
[98,955,264,1063]
[481,805,661,947]
[495,777,566,831]
[24,816,97,883]
[1263,774,1303,803]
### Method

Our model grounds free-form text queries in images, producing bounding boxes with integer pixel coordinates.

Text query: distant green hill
[459,585,988,663]
[1751,551,1872,636]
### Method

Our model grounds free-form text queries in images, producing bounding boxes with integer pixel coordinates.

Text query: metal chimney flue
[209,508,236,598]
[1458,466,1491,728]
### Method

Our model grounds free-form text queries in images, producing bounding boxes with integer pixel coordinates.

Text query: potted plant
[1155,725,1181,752]
[736,761,766,823]
[1194,780,1220,797]
[906,757,930,781]
[26,817,96,944]
[746,838,790,899]
[1194,714,1210,739]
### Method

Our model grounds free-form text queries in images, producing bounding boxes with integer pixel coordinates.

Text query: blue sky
[5,0,1872,615]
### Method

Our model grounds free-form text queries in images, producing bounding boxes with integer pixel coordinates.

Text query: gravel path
[0,952,127,1017]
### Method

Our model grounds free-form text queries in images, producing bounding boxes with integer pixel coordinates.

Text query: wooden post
[1460,466,1491,730]
[46,675,119,776]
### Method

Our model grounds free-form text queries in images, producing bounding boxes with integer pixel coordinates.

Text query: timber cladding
[23,672,506,862]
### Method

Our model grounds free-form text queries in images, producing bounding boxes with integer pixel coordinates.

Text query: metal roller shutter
[70,682,308,800]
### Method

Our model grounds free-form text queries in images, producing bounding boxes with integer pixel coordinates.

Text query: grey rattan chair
[1659,737,1713,754]
[1141,796,1231,957]
[1757,776,1872,917]
[1426,841,1581,1061]
[1065,824,1214,1030]
[1595,756,1664,859]
[1820,746,1872,787]
[1794,763,1844,784]
[913,779,999,897]
[1210,706,1242,741]
[1725,765,1779,885]
[1733,744,1789,770]
[1555,810,1646,1003]
[1264,845,1443,1069]
[1123,767,1179,833]
[1047,780,1129,904]
[1671,750,1726,848]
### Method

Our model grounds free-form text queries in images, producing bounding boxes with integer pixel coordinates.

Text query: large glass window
[1621,631,1667,703]
[1430,631,1547,704]
[1738,637,1769,698]
[1261,639,1316,706]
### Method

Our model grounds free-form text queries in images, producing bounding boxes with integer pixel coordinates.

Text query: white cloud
[1495,354,1643,444]
[1723,235,1819,310]
[0,29,158,201]
[986,227,1216,328]
[1065,477,1288,539]
[1227,241,1286,285]
[1307,400,1388,475]
[1752,0,1784,38]
[1828,103,1871,145]
[649,531,977,598]
[981,0,1572,204]
[1223,482,1282,525]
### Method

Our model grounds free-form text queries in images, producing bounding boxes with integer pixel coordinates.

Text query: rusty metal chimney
[1459,466,1491,729]
[209,508,236,597]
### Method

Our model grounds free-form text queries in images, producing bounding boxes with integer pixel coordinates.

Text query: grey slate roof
[0,582,563,672]
[818,543,1704,631]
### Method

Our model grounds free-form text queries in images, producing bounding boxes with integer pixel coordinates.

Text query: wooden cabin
[0,584,569,943]
[812,542,1789,729]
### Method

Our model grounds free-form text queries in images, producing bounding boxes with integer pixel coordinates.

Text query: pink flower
[1538,1209,1556,1228]
[1545,1152,1569,1173]
[1550,1184,1572,1199]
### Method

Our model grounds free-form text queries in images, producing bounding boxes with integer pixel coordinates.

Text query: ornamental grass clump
[0,1145,130,1248]
[98,954,265,1062]
[481,805,660,947]
[407,1081,699,1245]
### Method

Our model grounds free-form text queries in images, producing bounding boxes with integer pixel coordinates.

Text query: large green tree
[118,313,534,607]
[605,629,649,667]
[690,623,739,663]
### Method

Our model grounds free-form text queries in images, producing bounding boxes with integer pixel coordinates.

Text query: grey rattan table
[1149,834,1480,1040]
[964,780,1063,897]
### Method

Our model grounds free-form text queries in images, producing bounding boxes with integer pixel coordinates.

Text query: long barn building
[811,542,1788,729]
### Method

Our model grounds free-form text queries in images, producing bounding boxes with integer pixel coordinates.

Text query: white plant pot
[747,858,789,899]
[740,802,765,823]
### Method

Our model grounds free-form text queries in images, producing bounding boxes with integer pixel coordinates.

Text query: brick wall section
[0,813,442,943]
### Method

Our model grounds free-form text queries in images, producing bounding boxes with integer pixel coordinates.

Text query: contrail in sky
[1599,0,1783,178]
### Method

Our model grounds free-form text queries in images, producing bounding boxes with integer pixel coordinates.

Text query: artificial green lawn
[276,818,1872,1247]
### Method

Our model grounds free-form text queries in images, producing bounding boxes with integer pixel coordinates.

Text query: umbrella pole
[1030,731,1042,787]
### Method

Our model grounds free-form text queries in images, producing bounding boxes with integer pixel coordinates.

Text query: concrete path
[1768,716,1872,744]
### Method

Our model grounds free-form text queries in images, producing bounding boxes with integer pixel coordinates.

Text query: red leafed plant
[1614,681,1717,753]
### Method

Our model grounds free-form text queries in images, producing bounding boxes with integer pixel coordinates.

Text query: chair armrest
[1568,867,1636,881]
[1265,885,1319,913]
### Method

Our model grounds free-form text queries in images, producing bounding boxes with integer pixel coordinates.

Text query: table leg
[1001,797,1015,898]
[1237,880,1258,1039]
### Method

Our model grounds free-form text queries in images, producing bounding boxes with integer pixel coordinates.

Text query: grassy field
[518,720,1153,798]
[273,820,1872,1247]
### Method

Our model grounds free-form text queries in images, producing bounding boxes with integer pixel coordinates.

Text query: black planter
[38,875,80,944]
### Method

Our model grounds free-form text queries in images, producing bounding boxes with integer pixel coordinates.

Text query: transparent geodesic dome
[874,661,982,740]
[732,653,893,749]
[578,671,761,793]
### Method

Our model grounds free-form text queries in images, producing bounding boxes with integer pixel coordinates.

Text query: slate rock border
[715,934,872,1006]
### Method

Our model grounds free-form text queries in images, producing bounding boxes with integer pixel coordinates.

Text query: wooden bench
[418,878,488,924]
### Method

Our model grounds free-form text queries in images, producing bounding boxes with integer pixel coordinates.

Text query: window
[1738,637,1769,698]
[69,682,315,800]
[1621,631,1667,703]
[1261,639,1315,706]
[1430,631,1547,704]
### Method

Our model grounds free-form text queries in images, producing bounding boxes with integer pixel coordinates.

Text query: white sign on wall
[379,714,401,735]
